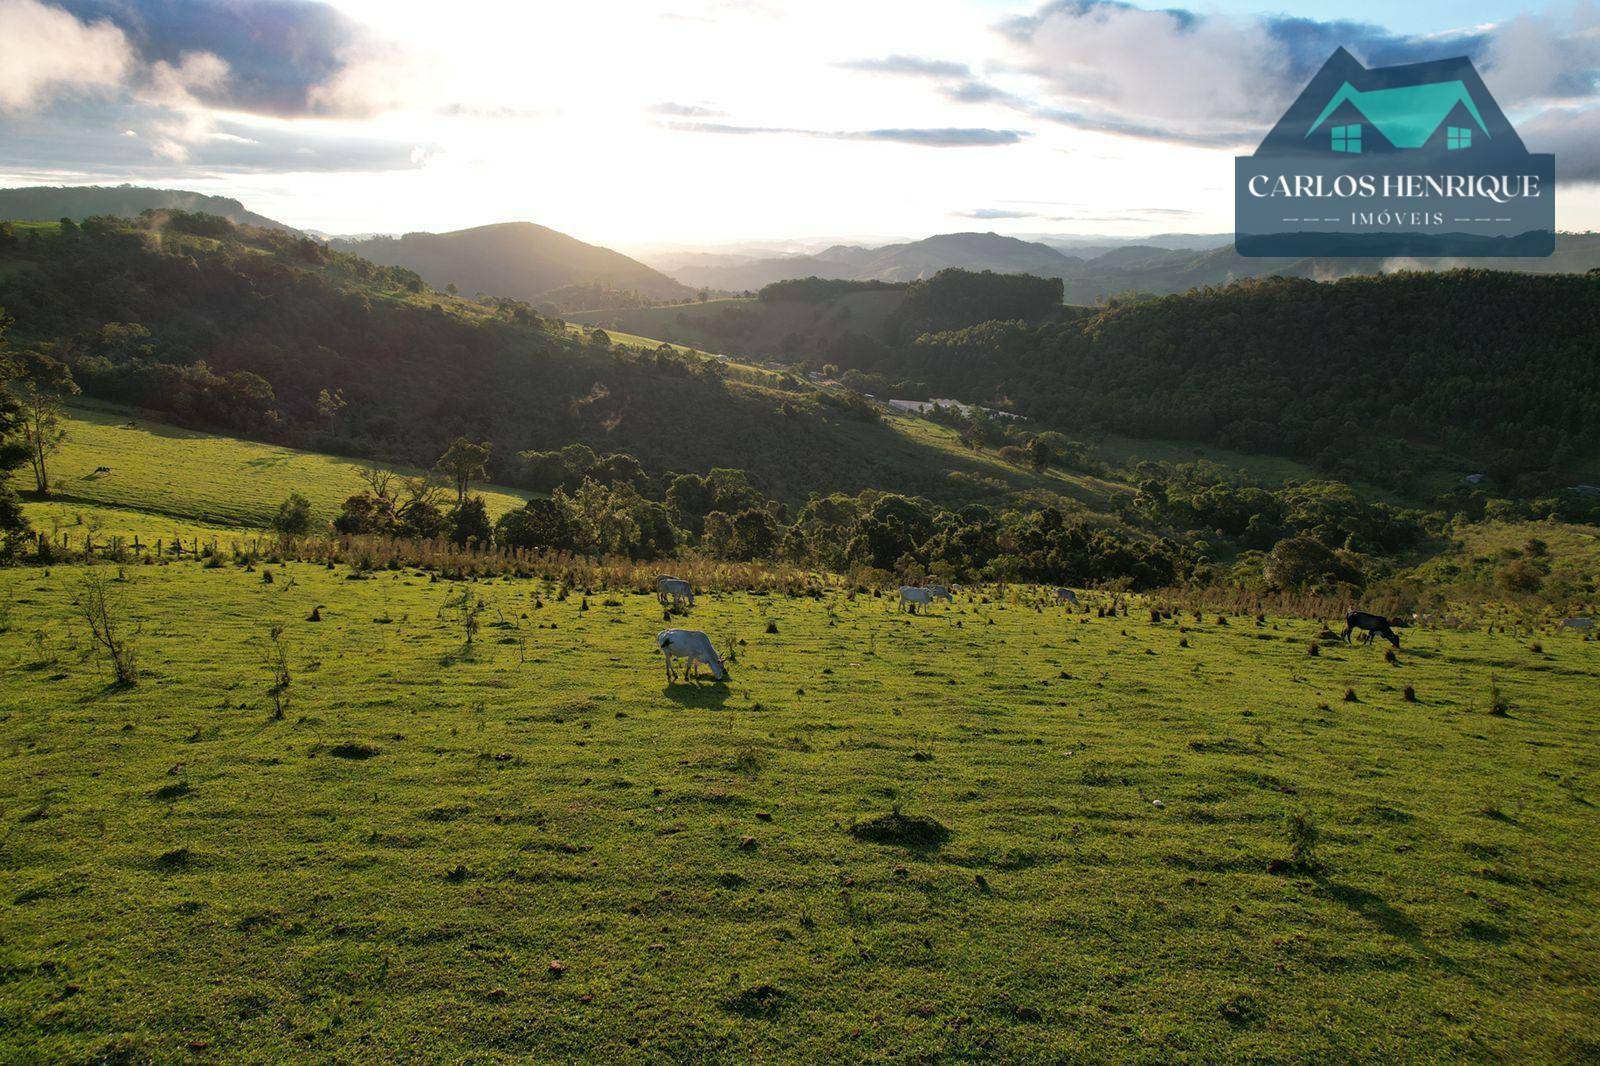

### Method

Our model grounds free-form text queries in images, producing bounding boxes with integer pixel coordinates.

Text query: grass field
[2,563,1595,1060]
[30,403,532,536]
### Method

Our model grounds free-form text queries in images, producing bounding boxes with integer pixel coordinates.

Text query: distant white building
[887,398,1020,420]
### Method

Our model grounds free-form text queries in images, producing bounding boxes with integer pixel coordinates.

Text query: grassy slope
[1405,520,1600,607]
[0,566,1595,1059]
[567,290,905,359]
[558,322,790,387]
[34,400,1127,541]
[27,402,532,536]
[1091,434,1454,506]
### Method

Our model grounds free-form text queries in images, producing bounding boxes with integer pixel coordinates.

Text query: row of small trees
[301,444,1192,590]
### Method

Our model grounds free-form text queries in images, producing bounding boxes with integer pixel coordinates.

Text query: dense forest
[873,271,1600,492]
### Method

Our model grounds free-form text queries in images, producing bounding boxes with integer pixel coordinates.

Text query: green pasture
[35,403,532,534]
[1,564,1595,1060]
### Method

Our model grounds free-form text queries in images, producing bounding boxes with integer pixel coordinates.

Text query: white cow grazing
[899,586,935,613]
[657,629,727,682]
[1560,616,1595,632]
[656,575,695,609]
[1055,587,1079,606]
[927,584,954,602]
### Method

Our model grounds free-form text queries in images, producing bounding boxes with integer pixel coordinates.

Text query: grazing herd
[649,572,1593,685]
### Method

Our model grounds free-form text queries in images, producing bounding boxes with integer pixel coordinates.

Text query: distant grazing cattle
[1560,617,1595,632]
[656,576,694,609]
[92,466,111,475]
[1343,611,1400,648]
[656,629,726,682]
[1055,587,1079,606]
[927,584,954,602]
[899,586,934,613]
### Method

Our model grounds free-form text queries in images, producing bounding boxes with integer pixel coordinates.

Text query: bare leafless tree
[358,464,397,501]
[258,624,292,719]
[75,571,138,685]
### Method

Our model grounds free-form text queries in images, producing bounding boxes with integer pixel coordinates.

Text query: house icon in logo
[1252,47,1527,163]
[1236,46,1554,257]
[1306,80,1490,154]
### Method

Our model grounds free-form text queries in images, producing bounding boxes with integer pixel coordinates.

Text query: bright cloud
[1,0,1598,241]
[0,0,132,111]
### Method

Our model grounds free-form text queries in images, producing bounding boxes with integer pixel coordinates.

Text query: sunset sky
[1,0,1597,246]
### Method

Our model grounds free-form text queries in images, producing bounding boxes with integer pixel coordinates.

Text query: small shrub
[1403,685,1417,702]
[765,619,778,634]
[1343,688,1358,703]
[1307,641,1319,657]
[723,983,784,1018]
[328,742,380,760]
[155,847,193,870]
[1287,812,1319,868]
[848,809,950,848]
[1489,677,1511,717]
[152,781,191,801]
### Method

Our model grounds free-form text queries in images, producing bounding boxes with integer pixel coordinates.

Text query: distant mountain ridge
[653,231,1087,291]
[0,184,294,232]
[646,228,1600,302]
[331,222,693,306]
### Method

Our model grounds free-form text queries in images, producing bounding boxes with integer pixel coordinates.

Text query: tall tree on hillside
[11,347,79,495]
[0,309,34,548]
[436,438,492,506]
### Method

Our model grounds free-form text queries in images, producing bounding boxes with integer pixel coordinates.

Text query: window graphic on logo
[1235,48,1554,257]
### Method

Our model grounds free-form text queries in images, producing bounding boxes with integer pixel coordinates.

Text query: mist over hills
[329,222,693,306]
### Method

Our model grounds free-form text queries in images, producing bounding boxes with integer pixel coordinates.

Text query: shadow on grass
[77,678,139,702]
[1319,879,1420,941]
[662,682,731,709]
[1317,877,1452,966]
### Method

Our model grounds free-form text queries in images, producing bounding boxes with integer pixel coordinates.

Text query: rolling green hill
[0,216,1101,511]
[331,222,693,305]
[0,185,293,232]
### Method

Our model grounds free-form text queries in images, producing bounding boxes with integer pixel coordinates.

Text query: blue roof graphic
[1306,80,1490,148]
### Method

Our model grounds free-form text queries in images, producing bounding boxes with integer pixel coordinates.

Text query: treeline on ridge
[875,271,1600,491]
